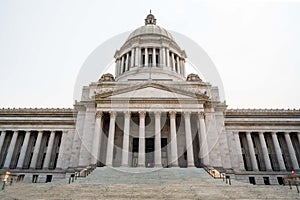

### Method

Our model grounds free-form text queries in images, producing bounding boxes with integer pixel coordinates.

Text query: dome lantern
[145,10,156,25]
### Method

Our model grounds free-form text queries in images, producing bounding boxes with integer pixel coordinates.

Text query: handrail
[69,164,97,184]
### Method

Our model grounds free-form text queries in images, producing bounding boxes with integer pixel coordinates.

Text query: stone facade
[0,13,299,184]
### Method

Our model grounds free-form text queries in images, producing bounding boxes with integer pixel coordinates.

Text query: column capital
[109,111,117,119]
[169,111,176,118]
[284,132,290,135]
[139,111,146,118]
[124,111,131,118]
[198,111,205,119]
[96,111,103,118]
[154,111,161,118]
[184,111,191,117]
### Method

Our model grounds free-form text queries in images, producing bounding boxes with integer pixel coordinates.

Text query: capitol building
[0,13,299,185]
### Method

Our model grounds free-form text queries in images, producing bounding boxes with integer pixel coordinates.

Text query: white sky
[0,0,299,109]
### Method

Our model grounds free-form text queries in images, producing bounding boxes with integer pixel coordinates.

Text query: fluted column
[162,47,166,67]
[181,59,186,76]
[17,131,31,168]
[125,53,129,71]
[130,49,135,68]
[169,111,178,167]
[115,59,120,77]
[153,48,156,67]
[145,48,148,67]
[284,132,299,170]
[198,112,209,165]
[121,111,131,166]
[43,131,56,169]
[138,111,146,167]
[166,48,170,68]
[246,132,259,171]
[106,112,116,166]
[91,112,103,164]
[184,112,195,167]
[176,56,180,73]
[258,132,272,171]
[56,130,68,169]
[171,53,175,71]
[0,131,6,153]
[233,132,245,170]
[120,56,125,74]
[136,47,140,67]
[30,131,43,168]
[4,131,18,168]
[271,132,286,171]
[154,112,162,167]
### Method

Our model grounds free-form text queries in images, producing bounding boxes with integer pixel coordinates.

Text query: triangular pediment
[94,82,209,100]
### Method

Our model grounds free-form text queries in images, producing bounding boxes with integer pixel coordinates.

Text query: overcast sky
[1,0,299,109]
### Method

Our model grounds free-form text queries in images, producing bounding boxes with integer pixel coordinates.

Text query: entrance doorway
[146,138,154,167]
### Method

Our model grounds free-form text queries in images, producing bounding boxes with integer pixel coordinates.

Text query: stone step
[0,167,299,199]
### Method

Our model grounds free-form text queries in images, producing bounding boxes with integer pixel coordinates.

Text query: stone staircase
[0,167,299,199]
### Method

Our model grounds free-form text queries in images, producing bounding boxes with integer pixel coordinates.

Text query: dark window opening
[277,177,284,185]
[46,175,52,183]
[249,177,256,185]
[32,175,38,183]
[263,177,270,185]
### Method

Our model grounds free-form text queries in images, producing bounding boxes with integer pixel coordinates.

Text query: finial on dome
[145,10,156,25]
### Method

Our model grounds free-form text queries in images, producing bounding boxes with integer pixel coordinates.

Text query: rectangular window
[249,177,256,185]
[277,177,284,185]
[46,175,52,183]
[263,177,270,185]
[32,175,38,183]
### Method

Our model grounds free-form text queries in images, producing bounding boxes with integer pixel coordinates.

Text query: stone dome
[127,25,174,41]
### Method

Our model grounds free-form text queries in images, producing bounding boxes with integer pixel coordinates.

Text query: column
[30,131,43,168]
[120,56,124,74]
[106,112,116,166]
[138,111,146,167]
[169,111,178,167]
[145,48,148,67]
[271,132,286,171]
[246,132,259,171]
[115,59,120,77]
[171,53,175,71]
[233,132,245,170]
[198,112,209,165]
[4,131,18,168]
[181,59,186,76]
[17,131,31,168]
[130,49,135,68]
[284,132,299,170]
[121,111,131,166]
[125,53,129,71]
[298,132,300,147]
[166,48,170,68]
[176,56,180,73]
[162,47,166,67]
[43,131,56,169]
[56,130,68,169]
[0,130,6,153]
[184,112,195,167]
[91,112,103,164]
[135,47,139,67]
[153,48,156,67]
[154,112,162,167]
[258,132,272,171]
